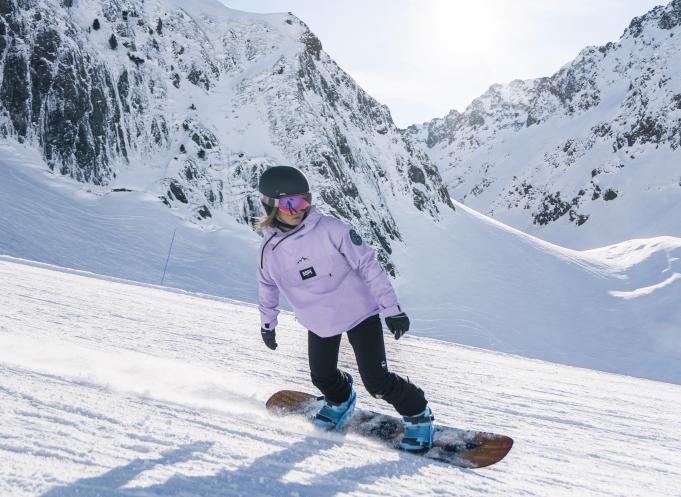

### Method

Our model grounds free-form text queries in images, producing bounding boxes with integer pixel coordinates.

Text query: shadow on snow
[40,436,429,496]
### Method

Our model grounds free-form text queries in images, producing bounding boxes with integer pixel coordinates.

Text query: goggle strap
[260,193,311,208]
[260,194,278,207]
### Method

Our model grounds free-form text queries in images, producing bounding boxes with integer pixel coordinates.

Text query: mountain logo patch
[349,229,363,246]
[300,267,317,280]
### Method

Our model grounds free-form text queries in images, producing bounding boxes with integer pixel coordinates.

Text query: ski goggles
[260,192,312,215]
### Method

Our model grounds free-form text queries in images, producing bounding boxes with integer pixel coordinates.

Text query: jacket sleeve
[257,257,280,330]
[330,220,402,317]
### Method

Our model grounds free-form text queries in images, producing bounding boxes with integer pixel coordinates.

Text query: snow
[2,140,681,384]
[1,256,681,497]
[407,1,681,250]
[0,141,259,302]
[609,272,681,299]
[2,2,679,493]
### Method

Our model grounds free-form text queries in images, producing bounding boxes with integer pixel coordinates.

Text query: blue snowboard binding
[400,406,434,452]
[313,373,357,431]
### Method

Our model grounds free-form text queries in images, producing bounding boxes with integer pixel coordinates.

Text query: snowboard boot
[400,406,434,452]
[313,373,356,431]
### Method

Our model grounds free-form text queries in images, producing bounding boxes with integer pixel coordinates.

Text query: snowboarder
[256,165,434,451]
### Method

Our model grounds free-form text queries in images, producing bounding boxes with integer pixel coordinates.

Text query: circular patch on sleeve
[349,229,363,246]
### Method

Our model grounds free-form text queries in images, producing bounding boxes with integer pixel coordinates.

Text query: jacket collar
[260,206,323,269]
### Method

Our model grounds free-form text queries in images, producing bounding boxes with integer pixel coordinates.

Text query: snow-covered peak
[0,0,452,274]
[406,0,681,249]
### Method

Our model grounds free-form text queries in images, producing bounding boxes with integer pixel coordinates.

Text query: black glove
[261,328,278,350]
[385,312,410,340]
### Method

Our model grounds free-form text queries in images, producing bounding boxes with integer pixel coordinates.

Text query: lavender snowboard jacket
[257,207,402,337]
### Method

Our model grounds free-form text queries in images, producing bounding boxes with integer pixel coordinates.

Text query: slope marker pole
[161,228,177,285]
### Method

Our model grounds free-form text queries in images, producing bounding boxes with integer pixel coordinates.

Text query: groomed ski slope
[1,257,680,497]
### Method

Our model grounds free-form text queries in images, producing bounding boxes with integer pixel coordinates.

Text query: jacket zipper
[260,223,306,269]
[260,232,278,269]
[272,223,306,251]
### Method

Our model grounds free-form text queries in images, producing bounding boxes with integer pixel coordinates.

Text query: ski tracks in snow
[1,258,681,496]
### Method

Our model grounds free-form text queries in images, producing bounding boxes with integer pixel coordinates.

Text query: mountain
[3,143,680,384]
[2,256,681,496]
[2,0,680,386]
[0,0,453,274]
[405,0,681,250]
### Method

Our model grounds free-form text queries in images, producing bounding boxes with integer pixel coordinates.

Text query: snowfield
[2,141,680,385]
[1,256,680,497]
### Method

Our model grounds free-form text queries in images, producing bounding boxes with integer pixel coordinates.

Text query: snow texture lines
[1,258,681,496]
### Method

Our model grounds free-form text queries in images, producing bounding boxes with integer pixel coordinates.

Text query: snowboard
[266,390,513,468]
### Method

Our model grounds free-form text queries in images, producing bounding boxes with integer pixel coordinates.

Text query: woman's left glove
[261,328,278,350]
[385,312,410,340]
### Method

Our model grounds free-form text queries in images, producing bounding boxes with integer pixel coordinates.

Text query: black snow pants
[308,314,427,416]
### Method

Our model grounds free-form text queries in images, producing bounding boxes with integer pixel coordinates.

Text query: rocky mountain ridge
[405,0,681,248]
[0,0,453,273]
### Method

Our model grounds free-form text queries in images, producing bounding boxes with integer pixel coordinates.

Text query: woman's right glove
[261,328,278,350]
[385,312,410,340]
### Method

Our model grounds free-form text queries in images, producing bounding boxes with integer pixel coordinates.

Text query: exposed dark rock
[168,181,188,203]
[468,110,485,127]
[109,33,118,49]
[187,68,209,90]
[592,122,611,137]
[93,18,100,30]
[570,212,589,226]
[627,14,646,38]
[197,205,212,219]
[301,29,322,60]
[659,1,681,30]
[30,28,59,127]
[128,52,145,65]
[603,189,618,201]
[408,165,426,185]
[621,115,666,147]
[0,42,31,140]
[184,164,196,180]
[673,94,681,109]
[592,183,602,200]
[150,116,168,145]
[533,191,585,226]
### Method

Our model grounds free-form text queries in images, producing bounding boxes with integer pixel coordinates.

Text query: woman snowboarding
[256,165,434,451]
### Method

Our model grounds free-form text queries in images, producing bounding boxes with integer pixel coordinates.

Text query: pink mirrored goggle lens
[276,193,311,215]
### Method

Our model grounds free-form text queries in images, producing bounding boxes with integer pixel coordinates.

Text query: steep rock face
[0,0,453,274]
[406,0,681,248]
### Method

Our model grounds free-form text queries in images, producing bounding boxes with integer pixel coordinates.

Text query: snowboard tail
[266,390,513,469]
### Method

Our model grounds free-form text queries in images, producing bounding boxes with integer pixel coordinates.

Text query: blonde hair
[256,207,279,229]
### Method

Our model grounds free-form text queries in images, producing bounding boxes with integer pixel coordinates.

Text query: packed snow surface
[1,257,680,497]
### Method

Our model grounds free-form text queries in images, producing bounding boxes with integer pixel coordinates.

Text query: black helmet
[258,165,309,198]
[258,166,310,215]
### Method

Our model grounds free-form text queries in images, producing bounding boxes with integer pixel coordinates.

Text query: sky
[221,0,665,127]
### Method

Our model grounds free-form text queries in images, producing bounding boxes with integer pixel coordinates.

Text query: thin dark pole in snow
[161,228,177,285]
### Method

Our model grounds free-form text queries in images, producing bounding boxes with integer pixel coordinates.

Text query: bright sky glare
[222,0,665,127]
